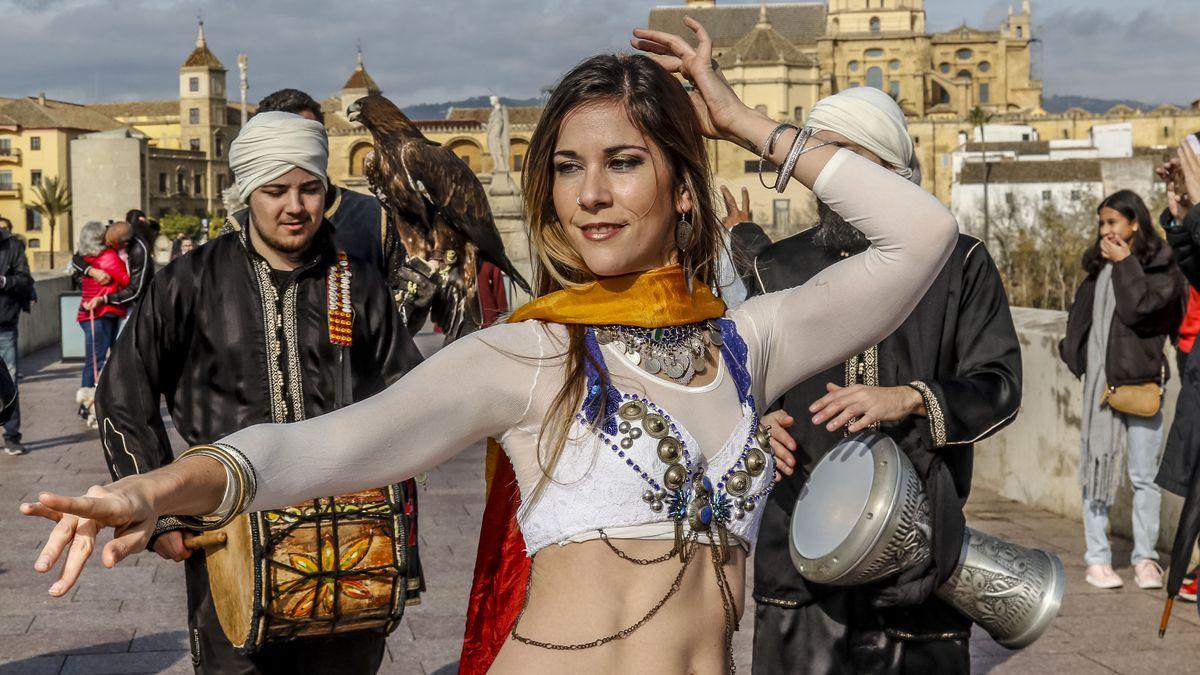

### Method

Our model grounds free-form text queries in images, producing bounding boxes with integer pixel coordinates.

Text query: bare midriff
[489,537,746,674]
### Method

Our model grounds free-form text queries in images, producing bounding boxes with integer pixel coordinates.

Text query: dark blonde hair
[521,53,724,499]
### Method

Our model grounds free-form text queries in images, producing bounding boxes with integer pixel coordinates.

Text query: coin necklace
[594,321,724,386]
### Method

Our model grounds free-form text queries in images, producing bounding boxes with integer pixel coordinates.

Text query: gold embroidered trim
[909,380,947,447]
[248,247,289,424]
[753,595,801,608]
[281,281,306,422]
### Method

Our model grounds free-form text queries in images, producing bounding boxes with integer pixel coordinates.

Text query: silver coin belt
[594,321,723,386]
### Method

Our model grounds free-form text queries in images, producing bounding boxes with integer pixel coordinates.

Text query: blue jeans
[1083,411,1164,565]
[81,316,119,389]
[0,326,18,441]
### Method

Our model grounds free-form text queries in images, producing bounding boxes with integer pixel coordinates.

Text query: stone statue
[486,96,517,195]
[486,95,510,174]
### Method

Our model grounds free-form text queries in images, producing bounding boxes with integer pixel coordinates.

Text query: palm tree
[969,106,994,245]
[29,175,72,269]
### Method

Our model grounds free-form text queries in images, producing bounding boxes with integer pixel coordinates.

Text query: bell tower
[178,19,237,214]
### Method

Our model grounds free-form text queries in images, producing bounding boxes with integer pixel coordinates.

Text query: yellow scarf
[507,264,726,327]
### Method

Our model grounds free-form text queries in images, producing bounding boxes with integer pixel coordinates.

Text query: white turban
[229,111,329,203]
[806,87,916,180]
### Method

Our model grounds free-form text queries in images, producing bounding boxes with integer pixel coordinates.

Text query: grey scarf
[1079,263,1127,505]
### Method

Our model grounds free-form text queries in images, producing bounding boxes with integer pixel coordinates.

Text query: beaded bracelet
[756,123,798,190]
[172,443,257,531]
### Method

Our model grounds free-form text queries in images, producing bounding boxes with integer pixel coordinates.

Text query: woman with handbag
[1060,189,1185,590]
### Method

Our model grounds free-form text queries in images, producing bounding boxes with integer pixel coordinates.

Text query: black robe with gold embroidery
[95,218,423,673]
[746,229,1021,672]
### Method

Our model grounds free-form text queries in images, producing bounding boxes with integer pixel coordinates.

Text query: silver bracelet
[171,444,257,530]
[776,127,813,193]
[757,123,798,190]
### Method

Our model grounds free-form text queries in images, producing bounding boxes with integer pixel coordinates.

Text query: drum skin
[204,486,409,653]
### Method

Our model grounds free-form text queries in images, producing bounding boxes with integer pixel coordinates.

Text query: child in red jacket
[76,221,130,391]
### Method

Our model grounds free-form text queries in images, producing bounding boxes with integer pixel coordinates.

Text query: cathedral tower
[178,20,237,214]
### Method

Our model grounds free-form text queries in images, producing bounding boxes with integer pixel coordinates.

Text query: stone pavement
[1,343,1198,674]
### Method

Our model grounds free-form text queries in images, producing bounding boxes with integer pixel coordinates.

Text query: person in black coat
[0,217,33,455]
[1058,189,1184,591]
[1156,139,1200,604]
[743,90,1021,674]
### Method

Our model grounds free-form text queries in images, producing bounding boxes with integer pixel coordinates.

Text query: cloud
[1,0,1195,108]
[0,0,653,106]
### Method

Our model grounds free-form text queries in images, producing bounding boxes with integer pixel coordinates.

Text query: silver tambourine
[789,432,1064,649]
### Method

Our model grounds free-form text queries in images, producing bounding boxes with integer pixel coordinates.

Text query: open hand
[87,268,112,285]
[631,17,750,143]
[809,383,924,434]
[759,409,797,480]
[720,185,753,231]
[20,481,157,596]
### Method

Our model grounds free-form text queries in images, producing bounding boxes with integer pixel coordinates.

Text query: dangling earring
[676,211,694,249]
[677,211,694,292]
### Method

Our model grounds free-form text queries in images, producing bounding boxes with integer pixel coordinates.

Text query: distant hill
[1042,94,1169,114]
[402,95,544,121]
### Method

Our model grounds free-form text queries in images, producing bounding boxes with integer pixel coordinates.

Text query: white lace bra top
[516,321,776,555]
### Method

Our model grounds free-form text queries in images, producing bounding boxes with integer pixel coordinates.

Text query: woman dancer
[23,20,957,673]
[1060,189,1183,590]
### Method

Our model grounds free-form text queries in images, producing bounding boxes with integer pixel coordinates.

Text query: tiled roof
[717,21,818,68]
[342,67,380,93]
[0,97,124,131]
[648,3,826,49]
[87,100,179,119]
[183,44,224,70]
[958,159,1102,185]
[447,106,542,125]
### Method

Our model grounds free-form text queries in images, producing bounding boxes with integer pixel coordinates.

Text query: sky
[1,0,1197,108]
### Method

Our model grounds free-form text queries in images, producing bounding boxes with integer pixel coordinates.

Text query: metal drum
[789,432,1064,649]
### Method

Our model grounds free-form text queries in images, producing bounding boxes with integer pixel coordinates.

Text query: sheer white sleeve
[222,321,551,512]
[732,149,959,408]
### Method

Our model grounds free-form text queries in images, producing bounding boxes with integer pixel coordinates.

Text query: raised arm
[734,149,957,406]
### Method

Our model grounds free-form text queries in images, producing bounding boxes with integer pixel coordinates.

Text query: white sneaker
[1085,564,1124,589]
[1134,560,1164,589]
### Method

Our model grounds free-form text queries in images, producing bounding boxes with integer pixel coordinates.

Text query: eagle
[347,94,532,340]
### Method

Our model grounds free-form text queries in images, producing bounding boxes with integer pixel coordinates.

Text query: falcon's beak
[347,101,362,123]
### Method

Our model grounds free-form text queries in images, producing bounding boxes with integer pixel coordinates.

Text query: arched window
[939,62,950,74]
[447,139,483,172]
[832,18,840,32]
[867,66,883,90]
[510,139,530,172]
[1016,26,1023,38]
[349,143,374,177]
[956,69,972,80]
[869,16,881,32]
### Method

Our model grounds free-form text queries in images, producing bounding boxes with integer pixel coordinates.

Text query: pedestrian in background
[1060,189,1184,590]
[169,236,194,261]
[75,222,129,420]
[0,216,33,455]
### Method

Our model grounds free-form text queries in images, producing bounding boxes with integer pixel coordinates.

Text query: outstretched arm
[23,321,545,594]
